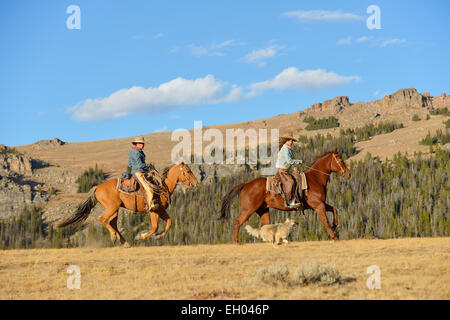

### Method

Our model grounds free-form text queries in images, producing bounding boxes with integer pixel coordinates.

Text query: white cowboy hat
[279,134,298,142]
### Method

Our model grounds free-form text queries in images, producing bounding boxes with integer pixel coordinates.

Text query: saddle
[116,172,146,212]
[117,172,146,196]
[266,169,308,208]
[116,171,170,212]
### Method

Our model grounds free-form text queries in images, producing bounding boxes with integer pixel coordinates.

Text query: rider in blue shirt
[128,136,157,210]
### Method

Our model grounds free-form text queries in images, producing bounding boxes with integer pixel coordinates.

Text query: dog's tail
[245,225,261,239]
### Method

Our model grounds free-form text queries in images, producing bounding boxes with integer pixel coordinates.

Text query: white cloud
[187,39,244,57]
[380,38,406,48]
[70,68,360,121]
[188,44,225,57]
[168,47,180,54]
[153,32,164,39]
[70,75,243,121]
[355,36,369,43]
[283,10,364,22]
[337,36,406,48]
[244,47,276,67]
[337,37,352,45]
[245,47,276,61]
[211,39,244,49]
[243,44,285,67]
[249,67,361,93]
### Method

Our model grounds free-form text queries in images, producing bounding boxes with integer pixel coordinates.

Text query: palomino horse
[218,149,351,244]
[57,162,198,247]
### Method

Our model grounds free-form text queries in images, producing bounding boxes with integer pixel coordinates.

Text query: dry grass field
[0,237,449,300]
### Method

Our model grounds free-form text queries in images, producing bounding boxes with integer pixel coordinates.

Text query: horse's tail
[56,186,98,228]
[217,183,245,220]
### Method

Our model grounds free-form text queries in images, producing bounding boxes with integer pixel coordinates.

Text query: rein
[303,164,331,176]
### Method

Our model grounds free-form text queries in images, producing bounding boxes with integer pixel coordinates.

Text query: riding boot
[144,191,158,211]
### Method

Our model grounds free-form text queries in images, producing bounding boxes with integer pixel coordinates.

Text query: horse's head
[172,162,199,191]
[330,148,351,180]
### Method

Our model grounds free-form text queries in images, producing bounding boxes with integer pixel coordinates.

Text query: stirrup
[144,200,159,211]
[150,201,159,210]
[288,199,301,209]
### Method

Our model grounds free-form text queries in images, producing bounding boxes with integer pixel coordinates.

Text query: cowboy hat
[279,135,297,142]
[132,136,145,144]
[278,134,298,150]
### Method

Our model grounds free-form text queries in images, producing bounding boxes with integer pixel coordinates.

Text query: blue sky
[1,0,449,146]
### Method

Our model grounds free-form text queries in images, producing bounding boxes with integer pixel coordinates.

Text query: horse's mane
[161,166,172,180]
[313,151,333,163]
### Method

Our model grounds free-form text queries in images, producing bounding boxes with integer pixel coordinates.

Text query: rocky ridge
[0,144,77,219]
[301,88,449,127]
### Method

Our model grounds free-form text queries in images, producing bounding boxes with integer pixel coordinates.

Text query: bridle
[332,153,346,176]
[303,153,346,176]
[177,165,195,190]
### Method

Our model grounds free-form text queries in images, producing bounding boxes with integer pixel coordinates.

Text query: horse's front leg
[314,203,339,241]
[325,203,338,231]
[154,209,172,239]
[135,211,159,240]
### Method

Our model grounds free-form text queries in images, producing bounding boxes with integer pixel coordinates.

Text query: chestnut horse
[218,149,351,244]
[57,162,198,247]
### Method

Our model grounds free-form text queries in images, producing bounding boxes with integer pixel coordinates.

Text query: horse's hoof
[134,233,146,241]
[154,231,164,240]
[123,242,131,248]
[332,237,339,242]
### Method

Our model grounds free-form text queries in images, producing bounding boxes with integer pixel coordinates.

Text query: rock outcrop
[309,96,351,114]
[0,145,33,174]
[432,92,450,109]
[380,88,432,109]
[31,137,66,150]
[304,88,449,127]
[0,146,53,218]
